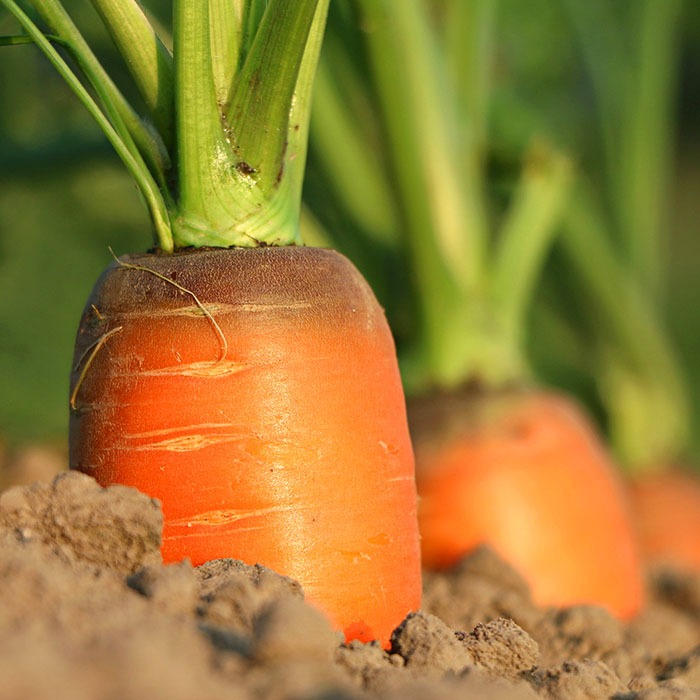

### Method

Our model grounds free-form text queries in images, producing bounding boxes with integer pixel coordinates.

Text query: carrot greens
[558,184,689,471]
[1,0,330,252]
[88,0,174,148]
[563,0,682,297]
[308,0,573,393]
[555,0,689,471]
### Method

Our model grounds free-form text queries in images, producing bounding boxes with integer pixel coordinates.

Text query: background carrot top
[304,0,700,467]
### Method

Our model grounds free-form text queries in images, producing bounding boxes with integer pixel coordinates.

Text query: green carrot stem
[282,0,330,228]
[443,0,497,159]
[171,0,326,248]
[616,0,682,296]
[562,183,690,470]
[356,0,485,289]
[1,0,173,251]
[29,0,171,182]
[565,0,682,296]
[240,0,268,61]
[354,0,493,388]
[561,0,625,195]
[89,0,175,149]
[208,0,243,108]
[0,33,50,44]
[226,0,321,194]
[310,49,398,246]
[490,141,573,360]
[171,0,240,245]
[599,346,688,472]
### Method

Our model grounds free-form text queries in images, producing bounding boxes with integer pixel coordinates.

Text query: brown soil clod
[0,468,698,699]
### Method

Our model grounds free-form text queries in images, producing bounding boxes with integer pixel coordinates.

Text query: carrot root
[410,388,645,619]
[69,246,422,647]
[628,468,700,573]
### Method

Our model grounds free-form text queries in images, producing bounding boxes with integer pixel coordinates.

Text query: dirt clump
[0,470,698,700]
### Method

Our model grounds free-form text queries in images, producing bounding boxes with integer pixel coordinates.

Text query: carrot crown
[1,0,329,252]
[553,0,690,472]
[308,1,573,394]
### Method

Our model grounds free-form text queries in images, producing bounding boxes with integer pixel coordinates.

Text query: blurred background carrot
[304,0,650,617]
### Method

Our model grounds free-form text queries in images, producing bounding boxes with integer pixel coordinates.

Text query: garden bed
[0,451,698,700]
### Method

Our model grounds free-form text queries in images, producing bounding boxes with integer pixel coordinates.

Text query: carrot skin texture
[411,390,644,619]
[628,469,700,573]
[69,247,421,647]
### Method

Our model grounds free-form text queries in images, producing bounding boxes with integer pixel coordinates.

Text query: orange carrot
[628,469,700,574]
[411,389,644,619]
[70,246,421,647]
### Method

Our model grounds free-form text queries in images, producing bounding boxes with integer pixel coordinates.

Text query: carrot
[628,469,700,573]
[412,390,643,618]
[70,247,420,646]
[5,0,421,646]
[307,0,644,617]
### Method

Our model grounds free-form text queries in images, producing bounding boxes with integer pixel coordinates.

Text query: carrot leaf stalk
[208,0,243,109]
[310,57,400,249]
[560,184,690,472]
[11,0,172,181]
[563,0,683,297]
[352,0,487,390]
[88,0,175,149]
[558,0,688,472]
[1,0,330,251]
[172,0,323,247]
[314,0,573,393]
[489,141,573,379]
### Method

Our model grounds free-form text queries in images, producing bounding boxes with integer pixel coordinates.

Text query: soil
[0,445,699,700]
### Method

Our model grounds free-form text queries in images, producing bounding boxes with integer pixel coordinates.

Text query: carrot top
[540,0,690,472]
[306,1,692,472]
[1,0,330,252]
[307,1,573,395]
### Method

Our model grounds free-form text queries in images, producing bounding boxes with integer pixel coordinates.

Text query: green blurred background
[1,1,699,461]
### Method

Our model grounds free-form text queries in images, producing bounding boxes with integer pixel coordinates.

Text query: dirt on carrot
[0,458,698,700]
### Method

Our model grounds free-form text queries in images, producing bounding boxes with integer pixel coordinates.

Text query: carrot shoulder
[70,246,421,647]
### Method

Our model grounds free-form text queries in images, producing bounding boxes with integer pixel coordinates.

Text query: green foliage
[0,162,147,442]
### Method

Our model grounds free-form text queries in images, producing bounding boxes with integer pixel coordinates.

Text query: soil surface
[0,446,699,700]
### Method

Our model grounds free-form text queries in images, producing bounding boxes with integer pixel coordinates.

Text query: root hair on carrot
[70,325,123,411]
[109,247,228,362]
